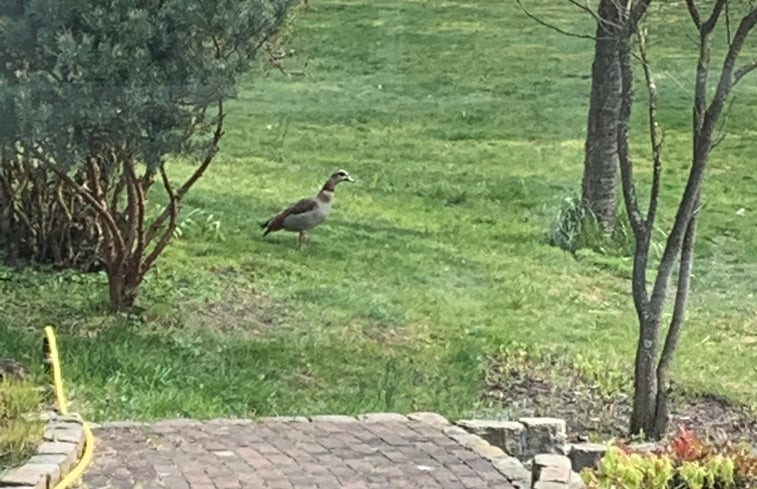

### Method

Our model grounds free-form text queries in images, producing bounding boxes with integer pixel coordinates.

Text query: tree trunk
[106,263,140,312]
[630,312,661,437]
[651,209,699,438]
[581,0,625,231]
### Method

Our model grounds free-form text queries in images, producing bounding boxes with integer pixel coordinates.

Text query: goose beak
[346,175,355,183]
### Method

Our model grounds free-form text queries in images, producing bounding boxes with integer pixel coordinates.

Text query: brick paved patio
[81,414,516,488]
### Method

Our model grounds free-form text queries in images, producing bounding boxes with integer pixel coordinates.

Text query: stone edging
[0,412,86,489]
[456,417,568,461]
[454,417,591,489]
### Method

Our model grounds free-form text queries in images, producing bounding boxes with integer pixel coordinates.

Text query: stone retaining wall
[0,413,85,489]
[454,417,606,489]
[457,417,567,461]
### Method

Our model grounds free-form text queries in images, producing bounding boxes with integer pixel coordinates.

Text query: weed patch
[0,379,44,471]
[546,196,637,258]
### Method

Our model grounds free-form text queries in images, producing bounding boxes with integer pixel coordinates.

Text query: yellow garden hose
[44,325,95,489]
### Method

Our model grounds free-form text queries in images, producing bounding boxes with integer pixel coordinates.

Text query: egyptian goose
[261,169,354,247]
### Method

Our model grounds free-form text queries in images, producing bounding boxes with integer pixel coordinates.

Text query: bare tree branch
[685,0,702,28]
[657,207,698,378]
[124,157,147,266]
[175,100,225,205]
[617,43,645,239]
[630,0,653,27]
[711,95,737,150]
[567,0,624,31]
[617,27,654,316]
[159,164,178,230]
[692,40,710,136]
[28,148,125,256]
[649,7,757,319]
[145,100,224,246]
[652,203,699,436]
[142,164,178,274]
[122,157,139,257]
[705,8,757,135]
[144,99,224,256]
[734,57,757,85]
[636,29,663,232]
[567,0,603,21]
[703,0,729,34]
[688,0,728,33]
[515,0,597,41]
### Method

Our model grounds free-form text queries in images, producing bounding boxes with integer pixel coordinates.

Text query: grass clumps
[0,379,44,471]
[546,196,635,257]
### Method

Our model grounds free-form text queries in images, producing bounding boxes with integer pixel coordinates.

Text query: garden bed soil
[484,355,756,445]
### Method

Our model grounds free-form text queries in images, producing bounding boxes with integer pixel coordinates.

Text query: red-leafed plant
[667,426,710,463]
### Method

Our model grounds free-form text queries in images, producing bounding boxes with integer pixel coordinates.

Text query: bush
[0,0,297,311]
[582,427,756,489]
[0,379,44,470]
[0,154,101,271]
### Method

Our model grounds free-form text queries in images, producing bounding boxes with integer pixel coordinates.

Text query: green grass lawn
[1,0,755,422]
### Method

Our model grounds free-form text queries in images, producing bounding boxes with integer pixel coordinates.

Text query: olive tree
[0,0,296,310]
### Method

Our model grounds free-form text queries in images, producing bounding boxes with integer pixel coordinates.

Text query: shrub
[0,0,297,311]
[583,427,755,489]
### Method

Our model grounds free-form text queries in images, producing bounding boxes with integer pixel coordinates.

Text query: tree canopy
[1,0,293,167]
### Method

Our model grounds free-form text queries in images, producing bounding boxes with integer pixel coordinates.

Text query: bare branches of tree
[514,0,596,41]
[624,0,757,438]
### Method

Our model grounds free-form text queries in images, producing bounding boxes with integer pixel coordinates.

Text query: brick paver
[81,417,515,488]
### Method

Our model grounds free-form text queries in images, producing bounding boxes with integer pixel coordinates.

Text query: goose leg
[298,231,308,249]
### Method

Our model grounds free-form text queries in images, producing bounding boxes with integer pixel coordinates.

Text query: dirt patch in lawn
[483,350,756,445]
[181,267,280,337]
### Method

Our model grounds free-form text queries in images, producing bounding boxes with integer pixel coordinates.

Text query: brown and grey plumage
[261,170,354,247]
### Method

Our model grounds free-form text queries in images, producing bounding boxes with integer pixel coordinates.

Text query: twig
[734,57,757,85]
[515,0,596,41]
[566,0,622,30]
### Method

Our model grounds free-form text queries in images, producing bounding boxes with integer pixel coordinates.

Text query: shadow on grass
[196,188,484,268]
